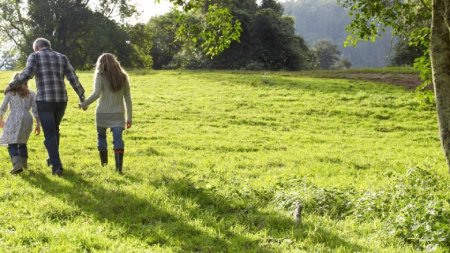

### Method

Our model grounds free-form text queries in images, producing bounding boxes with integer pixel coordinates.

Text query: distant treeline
[282,0,393,68]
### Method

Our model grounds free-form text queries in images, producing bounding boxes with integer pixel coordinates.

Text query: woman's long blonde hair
[95,53,128,92]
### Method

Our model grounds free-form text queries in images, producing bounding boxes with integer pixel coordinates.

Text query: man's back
[32,48,70,102]
[10,48,84,103]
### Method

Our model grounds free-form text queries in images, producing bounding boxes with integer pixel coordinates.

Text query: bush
[274,167,450,251]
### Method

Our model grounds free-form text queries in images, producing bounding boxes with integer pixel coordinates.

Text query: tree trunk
[431,0,450,172]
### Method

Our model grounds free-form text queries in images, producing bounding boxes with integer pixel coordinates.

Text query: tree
[260,0,283,14]
[339,0,450,172]
[430,0,450,172]
[311,39,352,70]
[0,35,18,69]
[148,0,312,70]
[0,0,31,59]
[210,0,312,70]
[250,7,311,70]
[126,23,154,68]
[156,0,242,58]
[390,39,425,66]
[338,0,431,82]
[0,0,145,69]
[312,39,342,70]
[147,10,204,69]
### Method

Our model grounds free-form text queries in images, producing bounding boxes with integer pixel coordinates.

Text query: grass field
[0,69,449,252]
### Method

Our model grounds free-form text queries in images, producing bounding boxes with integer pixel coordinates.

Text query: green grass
[0,70,448,252]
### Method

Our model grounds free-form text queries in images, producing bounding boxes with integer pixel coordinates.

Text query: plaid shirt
[9,48,85,103]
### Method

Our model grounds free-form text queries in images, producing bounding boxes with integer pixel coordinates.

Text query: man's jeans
[36,101,67,169]
[97,127,124,151]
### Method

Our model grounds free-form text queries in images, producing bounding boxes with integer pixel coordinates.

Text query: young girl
[80,53,132,174]
[0,75,40,174]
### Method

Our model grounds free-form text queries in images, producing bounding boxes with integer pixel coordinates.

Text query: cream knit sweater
[81,74,132,122]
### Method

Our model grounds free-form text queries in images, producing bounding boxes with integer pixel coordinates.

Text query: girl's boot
[18,144,28,169]
[114,149,124,174]
[99,150,108,166]
[21,156,28,169]
[10,156,23,174]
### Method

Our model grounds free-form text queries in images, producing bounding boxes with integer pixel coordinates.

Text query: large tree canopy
[338,0,431,45]
[0,0,143,68]
[154,0,242,58]
[149,0,312,70]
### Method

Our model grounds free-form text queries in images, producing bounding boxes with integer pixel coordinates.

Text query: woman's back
[94,74,130,115]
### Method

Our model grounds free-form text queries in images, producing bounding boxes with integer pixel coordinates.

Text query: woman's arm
[80,74,103,108]
[124,80,132,128]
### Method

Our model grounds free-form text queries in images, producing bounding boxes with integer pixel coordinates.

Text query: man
[7,38,85,176]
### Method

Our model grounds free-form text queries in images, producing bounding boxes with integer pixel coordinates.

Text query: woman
[80,53,132,174]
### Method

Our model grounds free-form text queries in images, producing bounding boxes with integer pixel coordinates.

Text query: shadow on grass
[23,170,272,252]
[152,176,367,252]
[23,169,367,252]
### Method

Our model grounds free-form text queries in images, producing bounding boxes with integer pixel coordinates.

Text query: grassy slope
[0,70,447,252]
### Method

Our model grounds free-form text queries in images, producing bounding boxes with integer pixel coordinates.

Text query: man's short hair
[33,38,51,49]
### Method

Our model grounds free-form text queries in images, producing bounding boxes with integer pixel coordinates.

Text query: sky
[131,0,289,23]
[131,0,173,23]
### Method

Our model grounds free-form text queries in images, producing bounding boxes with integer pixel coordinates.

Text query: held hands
[78,103,88,111]
[78,93,87,110]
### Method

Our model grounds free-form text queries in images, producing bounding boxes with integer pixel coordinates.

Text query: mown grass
[0,69,448,252]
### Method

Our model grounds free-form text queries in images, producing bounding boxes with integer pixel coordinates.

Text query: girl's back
[0,91,37,145]
[5,92,34,112]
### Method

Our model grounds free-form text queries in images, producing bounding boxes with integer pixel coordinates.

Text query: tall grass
[0,70,447,252]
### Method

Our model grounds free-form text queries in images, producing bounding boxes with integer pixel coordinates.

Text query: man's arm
[7,54,36,89]
[63,56,85,102]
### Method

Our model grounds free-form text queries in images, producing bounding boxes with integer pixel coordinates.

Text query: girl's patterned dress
[0,91,37,145]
